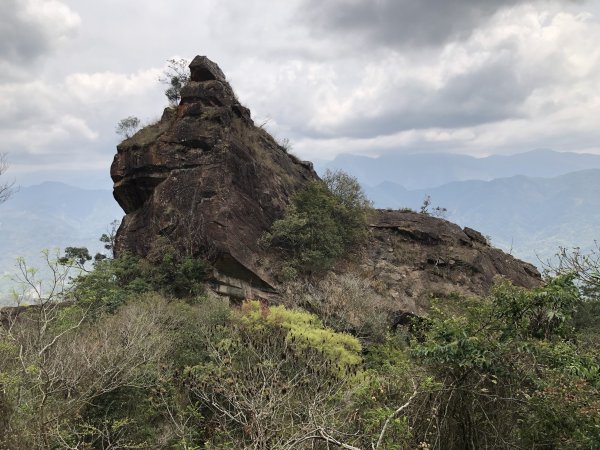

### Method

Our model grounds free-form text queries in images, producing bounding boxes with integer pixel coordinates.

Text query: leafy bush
[159,58,190,105]
[407,276,599,449]
[67,242,210,316]
[262,171,371,276]
[185,301,363,449]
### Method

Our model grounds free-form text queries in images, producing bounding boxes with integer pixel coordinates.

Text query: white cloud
[65,69,162,103]
[20,0,81,46]
[0,66,166,175]
[0,0,80,80]
[233,3,600,160]
[2,0,600,186]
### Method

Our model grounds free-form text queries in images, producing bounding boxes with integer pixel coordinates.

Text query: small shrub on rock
[262,171,371,276]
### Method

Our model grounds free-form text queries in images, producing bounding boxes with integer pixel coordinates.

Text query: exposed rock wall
[357,210,541,314]
[111,56,318,293]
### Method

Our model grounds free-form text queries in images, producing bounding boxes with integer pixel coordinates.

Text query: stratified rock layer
[111,56,318,294]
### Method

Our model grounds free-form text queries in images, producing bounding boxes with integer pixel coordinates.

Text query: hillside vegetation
[1,178,599,450]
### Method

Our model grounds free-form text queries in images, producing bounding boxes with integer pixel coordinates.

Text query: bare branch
[375,382,419,449]
[0,153,15,204]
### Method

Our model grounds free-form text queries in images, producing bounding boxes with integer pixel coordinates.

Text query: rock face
[111,56,318,296]
[356,210,541,315]
[111,55,541,306]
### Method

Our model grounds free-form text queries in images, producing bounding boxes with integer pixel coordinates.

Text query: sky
[1,0,600,189]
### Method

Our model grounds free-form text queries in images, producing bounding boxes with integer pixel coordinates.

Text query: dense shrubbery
[262,170,371,277]
[1,234,599,448]
[409,276,600,449]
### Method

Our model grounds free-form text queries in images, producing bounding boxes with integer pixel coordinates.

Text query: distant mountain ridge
[316,149,600,189]
[0,182,122,304]
[364,169,600,264]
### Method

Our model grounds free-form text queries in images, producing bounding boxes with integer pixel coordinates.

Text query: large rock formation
[111,55,541,306]
[111,56,318,297]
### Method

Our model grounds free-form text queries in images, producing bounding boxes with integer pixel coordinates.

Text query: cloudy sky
[2,0,600,188]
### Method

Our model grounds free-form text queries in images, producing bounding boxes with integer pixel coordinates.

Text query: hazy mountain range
[316,148,600,189]
[0,182,122,304]
[1,149,599,304]
[319,149,600,264]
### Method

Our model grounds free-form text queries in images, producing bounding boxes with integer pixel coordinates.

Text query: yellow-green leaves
[239,301,362,371]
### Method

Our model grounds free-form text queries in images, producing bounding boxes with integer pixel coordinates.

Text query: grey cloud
[299,0,576,48]
[0,0,79,80]
[1,0,50,63]
[303,57,531,139]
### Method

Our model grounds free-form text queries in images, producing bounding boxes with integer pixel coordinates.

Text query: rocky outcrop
[111,55,541,306]
[111,56,318,295]
[355,210,541,315]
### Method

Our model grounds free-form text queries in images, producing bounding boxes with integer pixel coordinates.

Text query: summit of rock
[358,210,540,315]
[188,55,227,82]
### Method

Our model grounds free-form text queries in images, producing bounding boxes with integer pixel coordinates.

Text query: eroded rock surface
[356,210,541,315]
[111,56,318,294]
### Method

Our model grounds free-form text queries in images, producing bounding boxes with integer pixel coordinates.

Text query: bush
[323,168,372,211]
[185,301,363,449]
[284,273,394,343]
[407,276,599,449]
[263,171,371,275]
[115,116,140,138]
[68,240,210,315]
[159,58,190,106]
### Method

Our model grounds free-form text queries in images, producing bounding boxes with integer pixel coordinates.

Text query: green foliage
[408,276,599,449]
[185,301,363,448]
[4,234,600,449]
[521,373,600,449]
[115,116,141,138]
[59,246,92,267]
[263,172,370,275]
[70,253,152,313]
[323,168,373,211]
[0,294,174,449]
[99,219,119,258]
[239,300,362,369]
[144,236,212,297]
[352,336,419,449]
[70,243,211,315]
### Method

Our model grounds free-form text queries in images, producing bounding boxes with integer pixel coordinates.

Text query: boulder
[360,210,541,314]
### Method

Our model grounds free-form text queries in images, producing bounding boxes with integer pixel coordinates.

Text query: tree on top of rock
[159,58,190,106]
